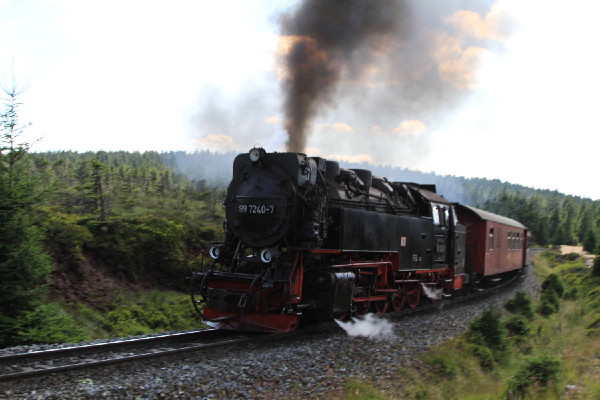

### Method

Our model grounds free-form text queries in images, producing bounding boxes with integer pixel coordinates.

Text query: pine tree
[562,198,579,245]
[0,86,53,347]
[549,207,566,245]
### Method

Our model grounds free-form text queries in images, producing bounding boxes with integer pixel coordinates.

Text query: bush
[537,297,556,316]
[593,257,600,277]
[103,308,149,337]
[508,354,561,393]
[541,273,565,298]
[536,274,564,316]
[562,253,581,261]
[542,289,561,309]
[504,291,534,319]
[13,302,88,345]
[468,343,495,370]
[504,315,531,337]
[423,351,459,379]
[467,308,507,358]
[100,291,198,337]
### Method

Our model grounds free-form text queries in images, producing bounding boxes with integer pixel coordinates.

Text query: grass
[342,379,389,400]
[337,251,600,399]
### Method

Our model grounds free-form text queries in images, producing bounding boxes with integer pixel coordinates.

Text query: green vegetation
[0,87,83,347]
[0,89,220,347]
[25,151,223,342]
[71,291,199,338]
[466,308,507,362]
[507,353,561,394]
[338,251,600,399]
[483,191,600,251]
[593,256,600,277]
[342,379,388,400]
[534,272,567,317]
[33,151,225,278]
[503,314,531,342]
[504,290,534,319]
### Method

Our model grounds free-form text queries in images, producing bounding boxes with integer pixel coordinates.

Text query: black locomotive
[190,148,527,332]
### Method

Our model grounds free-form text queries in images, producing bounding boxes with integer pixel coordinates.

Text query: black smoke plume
[278,0,513,160]
[280,0,405,153]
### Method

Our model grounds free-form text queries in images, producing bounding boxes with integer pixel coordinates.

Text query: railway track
[0,328,284,383]
[0,270,523,384]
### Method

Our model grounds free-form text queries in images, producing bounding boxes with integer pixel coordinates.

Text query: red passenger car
[455,204,527,281]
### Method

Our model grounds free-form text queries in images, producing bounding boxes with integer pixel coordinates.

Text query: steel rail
[0,330,284,383]
[0,329,215,364]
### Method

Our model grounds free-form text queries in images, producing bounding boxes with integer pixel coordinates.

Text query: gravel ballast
[0,269,539,399]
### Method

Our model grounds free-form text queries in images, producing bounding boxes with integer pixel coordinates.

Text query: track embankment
[0,266,538,399]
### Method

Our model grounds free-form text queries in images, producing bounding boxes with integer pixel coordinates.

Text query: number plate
[237,204,275,215]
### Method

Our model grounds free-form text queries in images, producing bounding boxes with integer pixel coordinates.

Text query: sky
[1,0,599,200]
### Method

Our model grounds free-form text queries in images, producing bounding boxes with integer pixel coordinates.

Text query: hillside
[338,251,600,399]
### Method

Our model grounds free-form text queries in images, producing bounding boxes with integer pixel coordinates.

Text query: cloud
[316,122,354,132]
[391,120,427,136]
[264,116,281,124]
[430,31,489,90]
[305,146,322,155]
[330,122,354,132]
[325,153,373,163]
[195,134,236,151]
[446,5,515,43]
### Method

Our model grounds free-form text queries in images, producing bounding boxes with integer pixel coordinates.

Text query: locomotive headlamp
[259,248,274,263]
[208,246,222,260]
[249,147,266,163]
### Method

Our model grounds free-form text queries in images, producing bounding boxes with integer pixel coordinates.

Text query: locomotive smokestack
[279,0,403,153]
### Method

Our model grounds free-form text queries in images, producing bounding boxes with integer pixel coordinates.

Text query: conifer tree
[0,86,52,346]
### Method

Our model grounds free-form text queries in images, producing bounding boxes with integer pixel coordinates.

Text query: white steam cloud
[335,313,394,339]
[421,283,443,300]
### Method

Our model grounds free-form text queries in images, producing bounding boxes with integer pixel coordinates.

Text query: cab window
[432,204,440,225]
[443,208,449,227]
[432,204,448,227]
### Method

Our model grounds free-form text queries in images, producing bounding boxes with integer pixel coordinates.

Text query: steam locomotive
[190,148,527,332]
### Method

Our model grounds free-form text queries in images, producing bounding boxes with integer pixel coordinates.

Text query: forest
[1,87,600,347]
[163,152,600,251]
